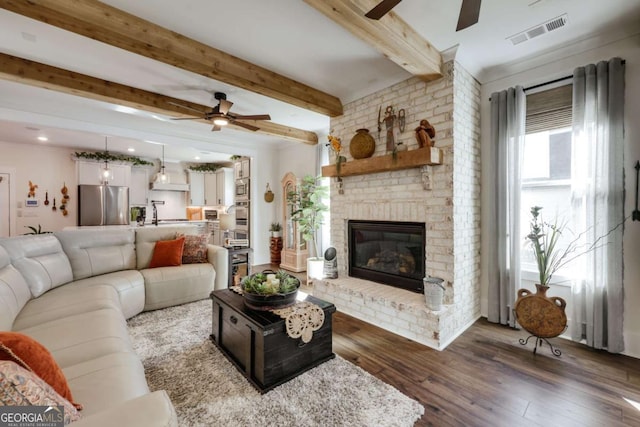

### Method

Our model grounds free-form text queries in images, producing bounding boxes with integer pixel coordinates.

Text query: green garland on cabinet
[187,163,223,172]
[74,151,154,166]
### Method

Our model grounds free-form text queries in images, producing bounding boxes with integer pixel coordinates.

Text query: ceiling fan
[169,92,271,132]
[365,0,482,32]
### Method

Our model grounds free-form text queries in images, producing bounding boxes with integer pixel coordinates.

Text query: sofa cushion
[55,229,136,280]
[0,331,81,409]
[179,233,209,264]
[0,246,32,331]
[62,352,149,417]
[141,263,214,311]
[66,271,145,319]
[0,360,82,423]
[13,284,122,330]
[16,308,132,368]
[135,226,198,269]
[149,236,185,268]
[0,235,73,297]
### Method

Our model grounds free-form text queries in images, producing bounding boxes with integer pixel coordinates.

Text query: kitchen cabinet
[215,168,234,205]
[78,161,130,187]
[130,168,149,206]
[188,171,205,206]
[188,169,233,206]
[234,158,250,180]
[204,173,217,206]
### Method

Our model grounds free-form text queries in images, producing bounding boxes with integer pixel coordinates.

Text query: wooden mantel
[321,147,443,178]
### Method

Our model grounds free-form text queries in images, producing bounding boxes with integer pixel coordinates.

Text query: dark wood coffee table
[210,289,335,393]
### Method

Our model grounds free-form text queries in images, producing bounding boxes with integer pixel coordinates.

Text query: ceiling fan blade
[365,0,402,20]
[211,125,222,132]
[170,116,204,120]
[167,101,207,114]
[219,99,233,115]
[229,114,271,121]
[456,0,481,31]
[229,120,260,132]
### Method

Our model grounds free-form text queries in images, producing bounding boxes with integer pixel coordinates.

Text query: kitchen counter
[63,220,218,230]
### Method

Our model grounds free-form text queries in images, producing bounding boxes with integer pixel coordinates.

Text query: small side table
[226,247,253,287]
[269,237,283,265]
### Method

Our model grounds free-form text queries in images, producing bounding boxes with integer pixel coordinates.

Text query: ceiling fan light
[213,117,229,126]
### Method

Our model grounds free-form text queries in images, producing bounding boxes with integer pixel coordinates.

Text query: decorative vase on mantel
[349,128,375,159]
[514,284,567,339]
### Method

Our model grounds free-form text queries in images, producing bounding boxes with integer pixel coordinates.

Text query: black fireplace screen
[348,220,425,293]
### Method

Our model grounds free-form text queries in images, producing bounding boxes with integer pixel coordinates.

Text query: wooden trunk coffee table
[210,289,335,393]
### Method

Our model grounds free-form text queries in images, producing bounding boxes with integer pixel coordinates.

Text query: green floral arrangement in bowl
[241,270,301,310]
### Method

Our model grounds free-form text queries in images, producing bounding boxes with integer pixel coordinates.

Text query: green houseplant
[269,222,282,238]
[287,175,328,281]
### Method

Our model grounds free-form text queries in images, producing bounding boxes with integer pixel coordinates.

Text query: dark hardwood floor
[332,313,640,426]
[253,264,640,426]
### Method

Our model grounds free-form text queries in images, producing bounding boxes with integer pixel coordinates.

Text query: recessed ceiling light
[128,148,135,152]
[37,136,48,142]
[194,156,201,160]
[114,105,138,114]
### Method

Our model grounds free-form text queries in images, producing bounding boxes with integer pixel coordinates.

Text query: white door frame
[0,166,17,237]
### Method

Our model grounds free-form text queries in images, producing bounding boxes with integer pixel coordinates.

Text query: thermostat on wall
[25,199,39,207]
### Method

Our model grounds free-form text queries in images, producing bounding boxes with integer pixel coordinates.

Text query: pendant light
[159,144,168,183]
[101,136,112,183]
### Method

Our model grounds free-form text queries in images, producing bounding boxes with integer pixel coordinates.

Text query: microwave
[235,202,249,230]
[235,179,249,201]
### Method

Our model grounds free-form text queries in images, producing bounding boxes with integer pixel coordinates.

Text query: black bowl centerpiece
[240,269,301,311]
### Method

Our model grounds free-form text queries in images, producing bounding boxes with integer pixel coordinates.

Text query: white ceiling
[0,0,638,163]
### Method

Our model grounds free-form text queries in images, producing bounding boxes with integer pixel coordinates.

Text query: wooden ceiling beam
[0,53,318,145]
[303,0,443,81]
[0,0,343,117]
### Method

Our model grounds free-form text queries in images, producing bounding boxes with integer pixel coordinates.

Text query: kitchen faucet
[151,200,165,226]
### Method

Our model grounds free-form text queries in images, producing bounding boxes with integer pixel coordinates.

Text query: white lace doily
[228,286,325,343]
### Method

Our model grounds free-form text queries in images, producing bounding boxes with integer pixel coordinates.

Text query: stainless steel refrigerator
[78,185,130,226]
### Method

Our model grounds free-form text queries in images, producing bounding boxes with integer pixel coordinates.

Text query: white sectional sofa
[0,225,229,426]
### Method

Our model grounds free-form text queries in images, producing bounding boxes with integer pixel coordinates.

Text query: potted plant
[269,222,282,238]
[287,175,328,278]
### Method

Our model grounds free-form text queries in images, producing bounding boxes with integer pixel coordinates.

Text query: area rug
[127,299,424,426]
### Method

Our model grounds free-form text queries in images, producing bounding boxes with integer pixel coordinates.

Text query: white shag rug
[128,299,424,427]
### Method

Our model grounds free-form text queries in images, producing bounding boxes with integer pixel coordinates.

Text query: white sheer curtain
[570,58,625,352]
[488,86,526,327]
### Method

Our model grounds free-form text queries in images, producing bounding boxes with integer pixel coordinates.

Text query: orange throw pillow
[149,236,185,268]
[0,332,82,410]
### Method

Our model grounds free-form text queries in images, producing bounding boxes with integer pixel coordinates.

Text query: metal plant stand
[519,334,562,357]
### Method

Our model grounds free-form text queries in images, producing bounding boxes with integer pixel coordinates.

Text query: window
[520,84,575,282]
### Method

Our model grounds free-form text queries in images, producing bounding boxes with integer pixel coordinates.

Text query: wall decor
[60,182,69,216]
[264,183,274,203]
[415,119,436,148]
[74,151,153,166]
[25,199,39,207]
[381,105,396,151]
[27,180,38,198]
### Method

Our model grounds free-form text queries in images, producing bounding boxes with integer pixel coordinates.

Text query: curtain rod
[488,59,626,101]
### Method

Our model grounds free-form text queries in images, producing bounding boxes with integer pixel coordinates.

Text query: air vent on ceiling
[507,14,568,45]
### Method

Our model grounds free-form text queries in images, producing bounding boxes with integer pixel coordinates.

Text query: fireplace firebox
[348,220,426,293]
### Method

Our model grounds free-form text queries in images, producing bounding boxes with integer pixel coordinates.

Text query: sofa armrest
[207,244,228,290]
[71,390,177,427]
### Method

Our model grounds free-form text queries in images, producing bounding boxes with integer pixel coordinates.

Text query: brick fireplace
[314,59,481,350]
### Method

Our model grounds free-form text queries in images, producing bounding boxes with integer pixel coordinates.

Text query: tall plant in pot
[287,175,328,277]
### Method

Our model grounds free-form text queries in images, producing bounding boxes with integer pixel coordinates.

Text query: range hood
[150,182,190,191]
[150,170,190,192]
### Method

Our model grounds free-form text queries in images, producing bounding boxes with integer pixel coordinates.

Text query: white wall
[0,140,78,234]
[479,33,640,358]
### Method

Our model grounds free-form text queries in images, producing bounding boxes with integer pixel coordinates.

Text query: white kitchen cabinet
[130,168,149,206]
[216,168,234,205]
[78,161,130,187]
[233,158,250,180]
[204,173,217,206]
[188,171,205,206]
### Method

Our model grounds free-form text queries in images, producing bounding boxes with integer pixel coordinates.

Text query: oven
[234,201,249,230]
[235,178,249,201]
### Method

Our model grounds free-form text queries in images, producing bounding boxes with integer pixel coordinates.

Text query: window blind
[525,84,572,134]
